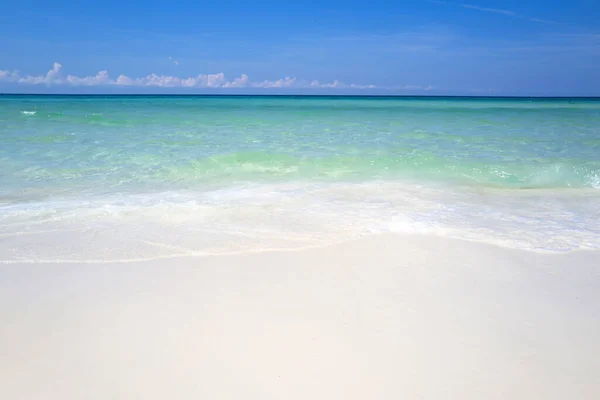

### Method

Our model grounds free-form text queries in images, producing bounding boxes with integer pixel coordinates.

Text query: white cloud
[349,83,377,89]
[315,80,342,88]
[0,70,19,82]
[66,70,110,86]
[115,74,134,86]
[117,72,228,88]
[203,73,227,88]
[0,62,407,90]
[390,84,433,91]
[253,76,296,88]
[223,73,249,88]
[17,62,63,84]
[308,80,376,89]
[168,56,179,66]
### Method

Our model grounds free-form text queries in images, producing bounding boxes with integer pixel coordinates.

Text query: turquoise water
[1,95,599,260]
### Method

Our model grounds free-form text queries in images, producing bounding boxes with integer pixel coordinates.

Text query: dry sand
[1,234,599,399]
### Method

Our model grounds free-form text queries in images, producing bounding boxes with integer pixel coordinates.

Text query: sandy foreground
[1,234,599,399]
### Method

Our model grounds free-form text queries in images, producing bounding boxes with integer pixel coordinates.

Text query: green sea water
[1,95,599,260]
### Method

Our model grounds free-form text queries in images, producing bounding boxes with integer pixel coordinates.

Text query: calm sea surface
[1,95,599,261]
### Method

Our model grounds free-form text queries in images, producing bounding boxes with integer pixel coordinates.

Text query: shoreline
[1,232,599,264]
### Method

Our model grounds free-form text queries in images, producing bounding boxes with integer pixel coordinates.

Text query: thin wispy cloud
[460,4,517,17]
[528,17,554,24]
[461,3,554,24]
[168,56,179,66]
[0,62,420,90]
[554,33,600,39]
[429,1,554,24]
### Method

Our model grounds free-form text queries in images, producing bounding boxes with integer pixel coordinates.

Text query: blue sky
[1,0,599,95]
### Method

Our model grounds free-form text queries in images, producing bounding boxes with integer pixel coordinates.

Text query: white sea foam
[589,171,600,189]
[1,182,599,262]
[21,110,36,115]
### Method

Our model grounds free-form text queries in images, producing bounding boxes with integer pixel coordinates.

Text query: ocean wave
[21,110,36,115]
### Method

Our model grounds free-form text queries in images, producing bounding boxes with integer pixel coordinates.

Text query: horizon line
[2,93,600,99]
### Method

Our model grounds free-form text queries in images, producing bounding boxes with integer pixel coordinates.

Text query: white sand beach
[1,234,599,399]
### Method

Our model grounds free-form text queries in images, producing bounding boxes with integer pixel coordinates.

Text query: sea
[1,95,599,262]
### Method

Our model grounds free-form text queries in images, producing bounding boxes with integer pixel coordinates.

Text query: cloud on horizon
[0,62,406,90]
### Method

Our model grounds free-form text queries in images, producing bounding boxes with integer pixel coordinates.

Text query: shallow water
[1,95,599,261]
